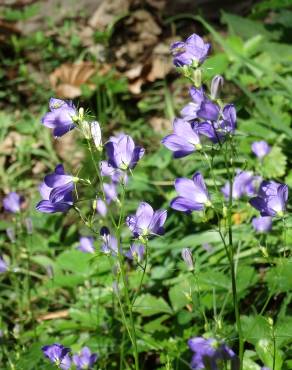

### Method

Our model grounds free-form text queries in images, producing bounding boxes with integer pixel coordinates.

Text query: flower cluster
[42,343,98,370]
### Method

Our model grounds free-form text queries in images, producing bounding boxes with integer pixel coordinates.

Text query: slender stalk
[116,185,139,370]
[131,243,148,306]
[224,140,244,368]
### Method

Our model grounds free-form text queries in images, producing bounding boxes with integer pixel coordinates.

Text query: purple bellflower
[41,98,77,137]
[188,337,237,370]
[171,172,211,213]
[73,347,98,370]
[252,216,272,233]
[250,181,288,217]
[42,343,71,370]
[100,160,128,184]
[100,227,118,255]
[36,164,74,213]
[77,237,95,254]
[105,134,145,171]
[221,171,260,200]
[126,202,167,238]
[103,183,118,203]
[3,192,23,213]
[161,118,201,158]
[251,141,271,159]
[0,257,8,273]
[181,87,205,121]
[96,198,107,217]
[125,244,145,263]
[170,34,211,67]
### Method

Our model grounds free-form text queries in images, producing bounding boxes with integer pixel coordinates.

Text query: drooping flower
[105,134,145,171]
[181,87,205,121]
[125,244,145,263]
[188,337,237,370]
[126,202,167,238]
[171,172,211,213]
[77,237,95,254]
[96,198,107,217]
[103,183,118,203]
[170,34,211,67]
[251,141,271,159]
[36,164,74,213]
[0,257,8,274]
[100,161,128,184]
[3,192,23,213]
[252,216,272,233]
[161,118,201,158]
[249,181,288,217]
[73,346,98,370]
[41,98,77,137]
[181,248,194,270]
[42,343,71,370]
[221,171,261,200]
[100,227,118,255]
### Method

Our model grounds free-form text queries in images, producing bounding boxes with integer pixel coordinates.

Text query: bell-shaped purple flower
[73,346,98,370]
[41,98,77,137]
[100,161,128,184]
[77,237,95,254]
[221,171,260,200]
[3,192,23,213]
[96,198,107,217]
[249,181,288,217]
[125,244,145,263]
[252,216,272,233]
[161,118,201,158]
[181,87,205,121]
[126,202,167,238]
[0,257,8,274]
[170,34,211,67]
[188,337,237,370]
[251,141,271,159]
[105,134,145,171]
[42,343,71,370]
[171,172,211,213]
[103,183,118,203]
[36,164,74,213]
[100,227,118,255]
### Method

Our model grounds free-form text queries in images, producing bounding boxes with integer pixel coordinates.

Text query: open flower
[251,141,270,159]
[170,34,211,67]
[100,227,118,255]
[188,337,237,370]
[41,98,77,137]
[171,172,211,213]
[3,192,23,213]
[126,202,167,238]
[100,161,128,184]
[73,347,98,370]
[125,244,145,263]
[221,171,260,200]
[42,343,71,370]
[77,237,95,254]
[181,87,205,121]
[161,118,201,158]
[105,134,145,171]
[249,181,288,217]
[0,257,8,274]
[36,164,74,213]
[252,216,272,233]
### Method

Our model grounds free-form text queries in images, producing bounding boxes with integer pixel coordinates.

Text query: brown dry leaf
[88,0,129,31]
[37,309,69,322]
[50,62,97,99]
[0,131,22,155]
[149,117,171,132]
[54,131,84,168]
[145,0,166,10]
[147,43,172,82]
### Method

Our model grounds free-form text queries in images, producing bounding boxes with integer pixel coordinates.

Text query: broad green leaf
[133,294,172,316]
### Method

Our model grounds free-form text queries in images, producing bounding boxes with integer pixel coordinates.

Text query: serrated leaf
[262,146,287,178]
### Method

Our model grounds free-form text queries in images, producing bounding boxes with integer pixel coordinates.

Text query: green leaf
[133,294,173,316]
[265,260,292,293]
[262,146,287,178]
[56,250,92,275]
[256,339,283,370]
[168,281,190,312]
[241,315,271,345]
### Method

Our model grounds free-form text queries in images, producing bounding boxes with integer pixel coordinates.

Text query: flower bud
[181,248,194,270]
[25,218,33,234]
[91,121,102,150]
[6,228,15,243]
[211,75,224,100]
[80,120,91,139]
[193,68,202,88]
